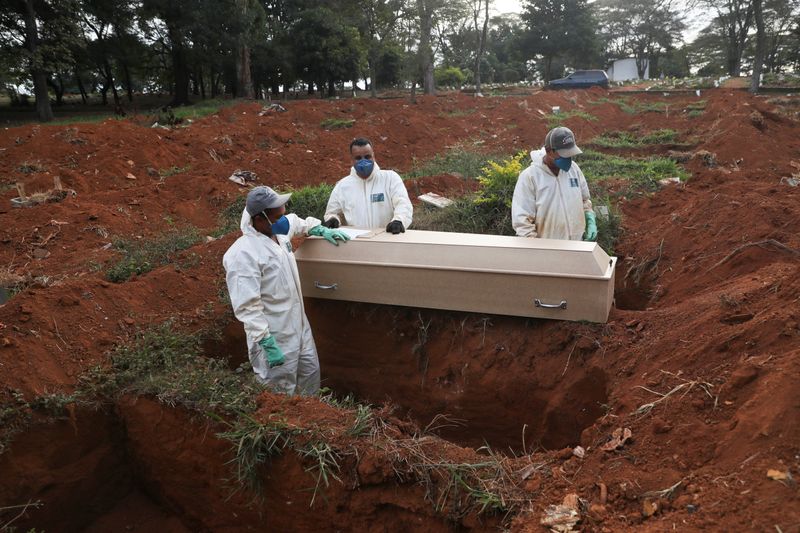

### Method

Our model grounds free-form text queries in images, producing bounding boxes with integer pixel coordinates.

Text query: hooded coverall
[222,209,322,394]
[323,162,413,229]
[511,148,593,240]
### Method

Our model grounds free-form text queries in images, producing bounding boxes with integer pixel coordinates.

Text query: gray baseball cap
[245,186,292,216]
[545,126,582,158]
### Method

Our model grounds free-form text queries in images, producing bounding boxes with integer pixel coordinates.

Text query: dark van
[547,70,609,89]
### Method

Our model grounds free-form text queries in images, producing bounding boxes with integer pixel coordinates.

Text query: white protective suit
[511,148,593,240]
[222,210,322,394]
[323,162,413,229]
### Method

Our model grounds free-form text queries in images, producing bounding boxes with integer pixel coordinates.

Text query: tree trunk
[199,68,206,99]
[473,0,489,95]
[327,79,336,97]
[122,63,133,102]
[543,56,552,83]
[47,76,65,106]
[235,0,255,98]
[104,61,120,106]
[24,0,53,122]
[369,52,378,97]
[76,71,88,105]
[750,0,765,93]
[417,0,435,95]
[167,24,190,105]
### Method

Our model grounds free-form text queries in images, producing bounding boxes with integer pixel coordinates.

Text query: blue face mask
[269,215,290,235]
[554,157,572,172]
[354,158,374,178]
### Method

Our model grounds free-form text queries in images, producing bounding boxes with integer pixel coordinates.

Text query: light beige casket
[294,229,616,323]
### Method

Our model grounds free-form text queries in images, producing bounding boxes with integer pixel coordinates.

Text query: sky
[489,0,710,43]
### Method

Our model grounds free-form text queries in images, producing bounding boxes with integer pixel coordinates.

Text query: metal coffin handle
[534,298,567,310]
[314,281,338,290]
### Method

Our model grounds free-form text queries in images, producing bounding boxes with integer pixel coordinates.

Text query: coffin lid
[297,229,614,280]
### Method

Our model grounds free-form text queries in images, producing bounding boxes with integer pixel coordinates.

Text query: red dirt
[1,89,799,531]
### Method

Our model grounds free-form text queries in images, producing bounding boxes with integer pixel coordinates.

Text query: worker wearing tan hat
[511,126,597,241]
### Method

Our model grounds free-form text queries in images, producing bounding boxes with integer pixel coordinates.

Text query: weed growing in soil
[287,183,334,219]
[406,144,499,179]
[158,165,190,177]
[590,129,680,148]
[106,227,201,282]
[545,109,597,129]
[299,441,343,506]
[217,413,295,496]
[16,160,45,174]
[320,118,355,130]
[687,109,704,118]
[0,388,83,455]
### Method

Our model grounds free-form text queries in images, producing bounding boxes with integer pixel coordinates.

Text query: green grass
[588,97,676,114]
[106,227,201,282]
[406,145,499,179]
[579,149,689,192]
[158,165,190,177]
[685,100,707,111]
[687,109,704,118]
[172,98,236,121]
[439,109,476,118]
[320,118,355,130]
[48,114,121,126]
[286,183,334,220]
[590,129,680,148]
[545,109,597,129]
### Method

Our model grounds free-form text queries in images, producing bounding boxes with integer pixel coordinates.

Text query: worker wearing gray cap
[511,126,597,241]
[222,186,349,394]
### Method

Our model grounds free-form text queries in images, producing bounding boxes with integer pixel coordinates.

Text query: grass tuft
[406,145,499,179]
[579,149,689,191]
[545,109,597,128]
[320,118,355,130]
[590,129,680,148]
[106,227,201,283]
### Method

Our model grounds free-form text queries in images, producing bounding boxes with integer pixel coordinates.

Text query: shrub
[435,66,466,87]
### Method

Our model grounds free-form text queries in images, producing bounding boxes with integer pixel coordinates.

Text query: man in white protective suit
[322,137,413,234]
[511,126,598,242]
[222,186,350,394]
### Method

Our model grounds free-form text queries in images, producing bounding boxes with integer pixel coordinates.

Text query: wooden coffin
[294,229,616,323]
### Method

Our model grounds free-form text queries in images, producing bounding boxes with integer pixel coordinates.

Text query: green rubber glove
[583,211,598,242]
[258,335,285,368]
[308,225,351,246]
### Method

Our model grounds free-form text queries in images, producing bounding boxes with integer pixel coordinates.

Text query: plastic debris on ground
[418,192,454,208]
[228,169,258,186]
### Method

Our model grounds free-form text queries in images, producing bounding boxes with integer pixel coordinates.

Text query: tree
[521,0,599,82]
[751,0,765,91]
[288,7,363,97]
[471,0,490,94]
[0,0,81,121]
[417,0,436,94]
[597,0,685,78]
[140,0,199,105]
[697,0,754,76]
[357,0,408,97]
[762,0,800,72]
